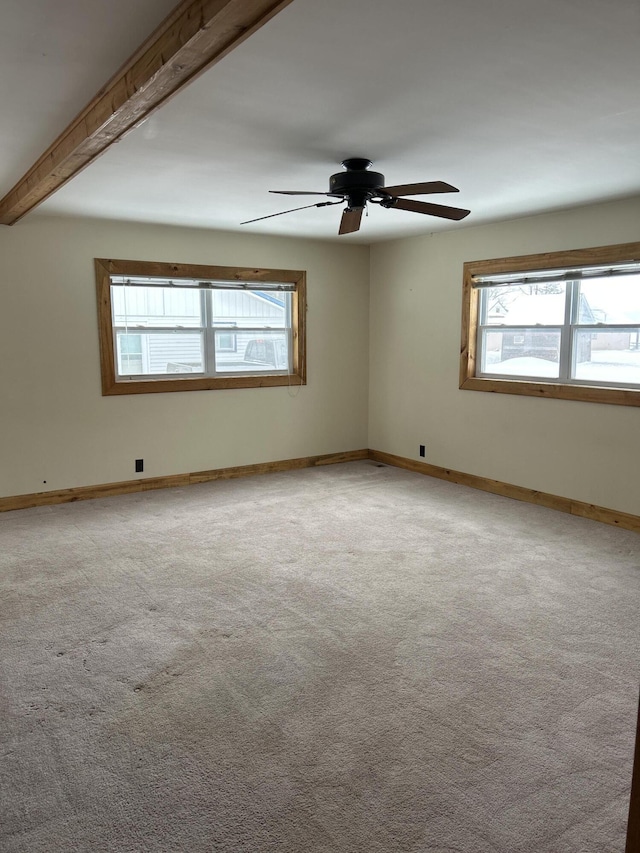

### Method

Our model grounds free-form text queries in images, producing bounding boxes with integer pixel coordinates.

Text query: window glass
[216,332,237,352]
[480,328,561,378]
[111,287,291,379]
[477,273,640,387]
[482,283,566,326]
[112,285,201,327]
[577,279,640,324]
[573,328,640,384]
[210,290,288,328]
[117,333,143,374]
[116,331,204,376]
[217,330,290,373]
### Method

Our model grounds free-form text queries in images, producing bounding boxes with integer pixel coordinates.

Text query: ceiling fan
[241,158,470,235]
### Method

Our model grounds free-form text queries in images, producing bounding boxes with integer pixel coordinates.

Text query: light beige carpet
[1,461,638,852]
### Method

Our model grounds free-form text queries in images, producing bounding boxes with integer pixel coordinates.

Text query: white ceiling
[3,0,640,243]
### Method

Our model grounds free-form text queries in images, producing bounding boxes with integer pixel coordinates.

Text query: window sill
[459,375,640,406]
[103,373,305,395]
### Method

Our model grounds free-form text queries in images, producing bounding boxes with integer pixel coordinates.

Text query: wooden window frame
[95,259,306,395]
[459,241,640,407]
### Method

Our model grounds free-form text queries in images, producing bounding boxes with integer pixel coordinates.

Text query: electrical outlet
[135,459,144,473]
[419,445,425,458]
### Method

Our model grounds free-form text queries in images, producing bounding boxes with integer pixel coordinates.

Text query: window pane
[112,285,202,328]
[216,332,237,352]
[481,328,561,378]
[216,330,289,373]
[577,277,640,324]
[210,290,288,329]
[117,333,143,374]
[573,328,640,385]
[116,331,204,376]
[482,283,566,326]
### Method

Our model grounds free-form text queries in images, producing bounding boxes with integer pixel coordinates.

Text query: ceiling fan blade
[381,181,459,197]
[241,200,341,225]
[389,197,470,221]
[339,207,363,235]
[270,190,330,196]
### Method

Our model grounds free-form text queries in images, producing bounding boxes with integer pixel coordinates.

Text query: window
[216,332,237,353]
[95,259,306,394]
[460,242,640,406]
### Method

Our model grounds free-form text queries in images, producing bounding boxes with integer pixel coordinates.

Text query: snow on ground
[487,350,640,383]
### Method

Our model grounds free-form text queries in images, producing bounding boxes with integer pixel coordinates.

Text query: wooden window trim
[95,258,306,395]
[459,241,640,407]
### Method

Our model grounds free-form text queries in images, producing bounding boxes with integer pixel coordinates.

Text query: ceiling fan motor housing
[329,158,385,209]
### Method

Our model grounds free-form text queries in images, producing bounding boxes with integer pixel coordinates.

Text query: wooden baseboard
[369,449,640,534]
[0,449,369,513]
[2,448,638,533]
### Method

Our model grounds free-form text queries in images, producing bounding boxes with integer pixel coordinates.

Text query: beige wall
[369,197,640,516]
[0,216,370,497]
[3,199,639,515]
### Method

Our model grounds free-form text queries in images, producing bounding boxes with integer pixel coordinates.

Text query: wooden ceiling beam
[0,0,295,226]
